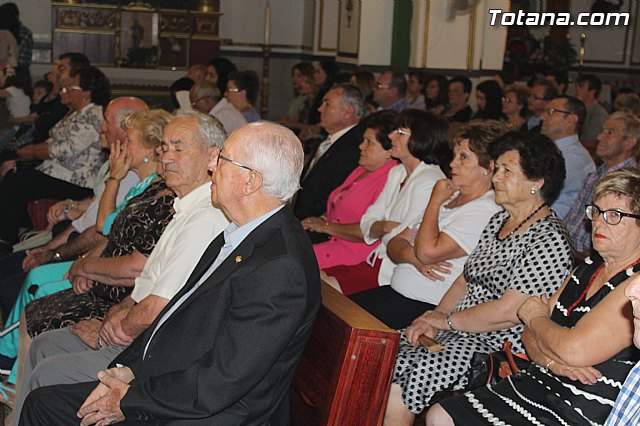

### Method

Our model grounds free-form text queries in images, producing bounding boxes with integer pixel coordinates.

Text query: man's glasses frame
[217,149,261,175]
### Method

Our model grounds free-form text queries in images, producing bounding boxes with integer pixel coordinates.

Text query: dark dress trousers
[20,206,321,425]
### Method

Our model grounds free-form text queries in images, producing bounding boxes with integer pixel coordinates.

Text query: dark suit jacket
[293,124,363,221]
[112,206,321,425]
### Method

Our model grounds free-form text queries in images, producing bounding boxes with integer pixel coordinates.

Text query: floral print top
[36,102,104,188]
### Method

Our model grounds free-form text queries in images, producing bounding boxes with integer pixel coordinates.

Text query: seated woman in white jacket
[322,109,452,295]
[350,121,504,328]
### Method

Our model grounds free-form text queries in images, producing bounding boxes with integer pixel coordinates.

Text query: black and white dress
[440,252,640,425]
[393,210,573,414]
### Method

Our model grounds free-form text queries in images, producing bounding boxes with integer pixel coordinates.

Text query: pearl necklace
[496,203,547,241]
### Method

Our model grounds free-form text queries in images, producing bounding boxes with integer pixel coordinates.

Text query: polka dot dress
[393,210,573,414]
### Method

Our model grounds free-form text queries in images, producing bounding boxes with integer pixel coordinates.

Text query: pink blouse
[314,161,397,269]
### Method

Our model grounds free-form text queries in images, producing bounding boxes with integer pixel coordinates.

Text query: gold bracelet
[545,359,555,371]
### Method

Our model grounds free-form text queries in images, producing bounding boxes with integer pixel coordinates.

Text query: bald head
[101,97,149,148]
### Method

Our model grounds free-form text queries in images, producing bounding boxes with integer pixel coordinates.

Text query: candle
[264,1,271,46]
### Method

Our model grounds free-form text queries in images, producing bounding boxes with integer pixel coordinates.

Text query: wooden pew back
[291,281,400,425]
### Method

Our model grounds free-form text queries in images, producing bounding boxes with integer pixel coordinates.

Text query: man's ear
[244,171,263,196]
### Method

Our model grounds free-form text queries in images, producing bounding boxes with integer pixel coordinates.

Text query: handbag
[467,340,530,391]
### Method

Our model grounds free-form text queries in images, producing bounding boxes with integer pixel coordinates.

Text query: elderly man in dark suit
[294,83,365,242]
[19,122,321,425]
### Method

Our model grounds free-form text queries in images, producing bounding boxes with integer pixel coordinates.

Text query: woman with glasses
[321,109,452,295]
[0,66,109,254]
[384,131,572,425]
[225,70,260,123]
[502,84,529,131]
[429,167,640,426]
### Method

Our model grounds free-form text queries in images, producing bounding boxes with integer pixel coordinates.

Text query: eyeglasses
[585,204,640,225]
[217,149,261,175]
[191,96,210,107]
[528,94,546,101]
[375,82,390,89]
[226,87,240,93]
[393,128,411,136]
[502,96,516,104]
[60,85,83,94]
[544,107,573,116]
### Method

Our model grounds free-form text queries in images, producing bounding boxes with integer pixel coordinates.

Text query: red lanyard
[566,258,640,315]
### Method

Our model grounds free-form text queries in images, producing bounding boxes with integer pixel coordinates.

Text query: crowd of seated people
[277,64,640,425]
[0,50,637,425]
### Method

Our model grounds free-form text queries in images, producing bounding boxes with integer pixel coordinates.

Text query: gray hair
[236,121,303,202]
[192,81,222,102]
[609,111,640,155]
[173,109,227,148]
[335,83,366,120]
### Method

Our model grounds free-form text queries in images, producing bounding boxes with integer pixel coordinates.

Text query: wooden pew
[291,281,400,426]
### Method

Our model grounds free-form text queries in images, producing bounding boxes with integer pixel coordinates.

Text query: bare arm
[16,142,51,161]
[68,250,147,287]
[97,139,132,233]
[121,295,170,339]
[301,216,363,243]
[414,179,466,264]
[387,227,420,267]
[367,220,401,240]
[522,279,634,368]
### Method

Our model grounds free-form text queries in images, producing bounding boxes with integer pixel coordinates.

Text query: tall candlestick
[264,1,271,46]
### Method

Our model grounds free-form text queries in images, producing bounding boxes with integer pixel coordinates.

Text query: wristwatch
[52,251,63,262]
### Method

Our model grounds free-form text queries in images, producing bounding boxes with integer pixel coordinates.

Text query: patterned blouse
[91,180,176,310]
[36,102,104,188]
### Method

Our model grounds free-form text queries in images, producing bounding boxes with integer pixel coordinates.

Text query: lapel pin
[235,256,242,263]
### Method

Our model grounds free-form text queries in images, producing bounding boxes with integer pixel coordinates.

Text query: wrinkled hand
[23,247,54,271]
[108,139,132,181]
[72,276,94,295]
[70,319,102,349]
[374,220,401,237]
[551,363,602,385]
[418,261,453,281]
[430,179,458,205]
[67,257,89,281]
[406,311,444,345]
[100,304,133,347]
[518,295,551,327]
[47,200,69,226]
[301,216,327,233]
[78,367,134,426]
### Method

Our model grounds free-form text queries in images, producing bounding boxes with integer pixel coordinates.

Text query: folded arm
[69,250,147,287]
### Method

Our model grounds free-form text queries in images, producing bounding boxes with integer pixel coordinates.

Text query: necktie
[304,136,332,179]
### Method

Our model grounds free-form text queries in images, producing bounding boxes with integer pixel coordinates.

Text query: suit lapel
[145,207,294,342]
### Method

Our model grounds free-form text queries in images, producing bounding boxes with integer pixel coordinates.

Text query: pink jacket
[314,161,397,269]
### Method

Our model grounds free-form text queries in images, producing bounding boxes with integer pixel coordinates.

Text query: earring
[483,171,489,176]
[531,187,537,195]
[143,156,149,164]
